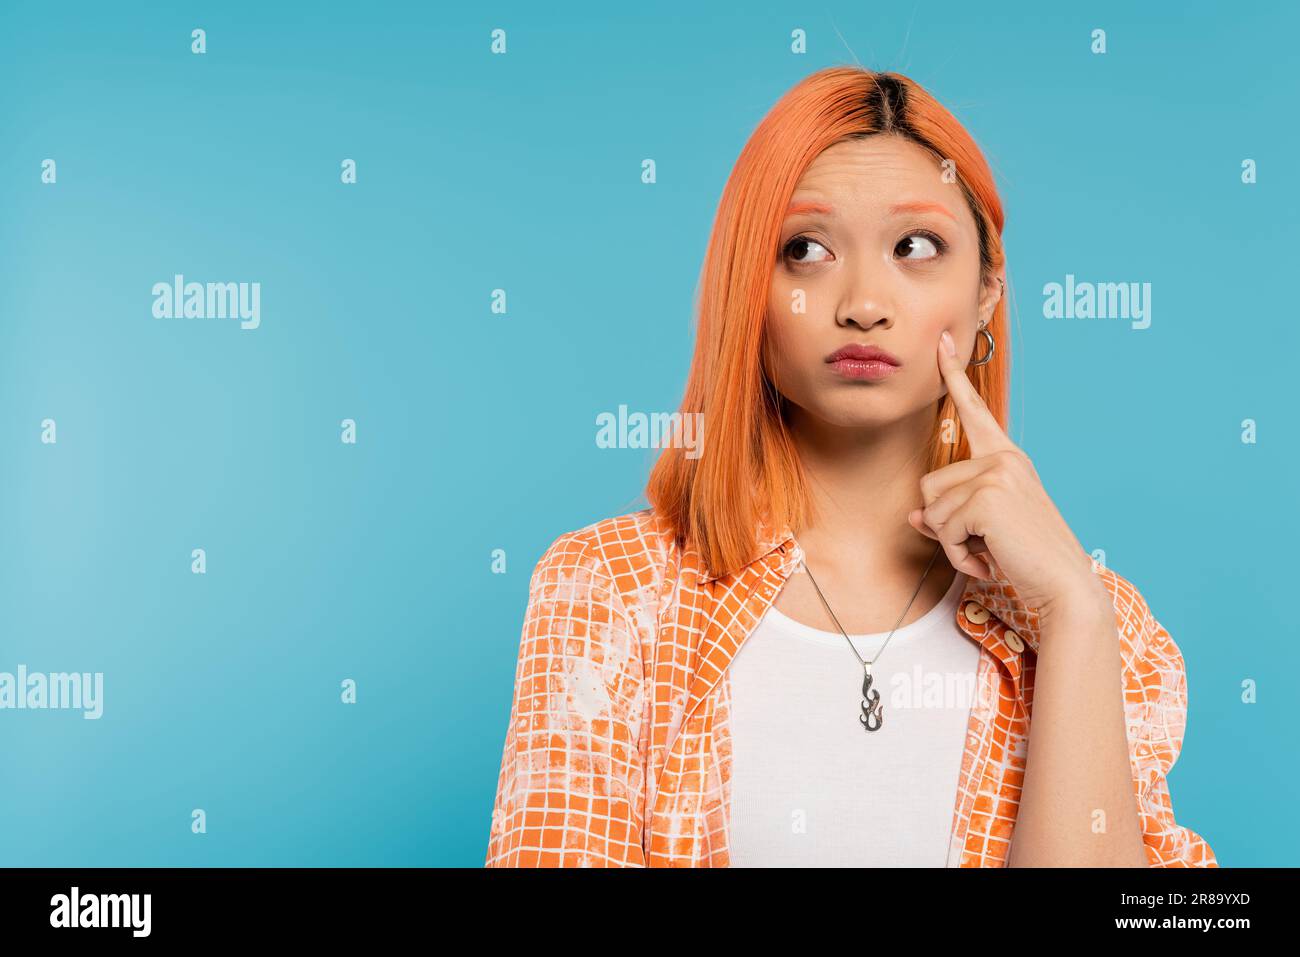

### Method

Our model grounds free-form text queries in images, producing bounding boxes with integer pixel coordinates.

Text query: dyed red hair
[644,66,1010,580]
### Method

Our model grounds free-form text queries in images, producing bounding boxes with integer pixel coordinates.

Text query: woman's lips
[828,357,902,380]
[825,344,902,380]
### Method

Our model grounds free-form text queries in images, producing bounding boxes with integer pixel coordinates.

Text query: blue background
[0,0,1292,866]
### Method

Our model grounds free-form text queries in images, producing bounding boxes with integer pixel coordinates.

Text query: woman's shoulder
[531,507,680,594]
[522,509,681,647]
[1091,563,1188,680]
[986,556,1187,678]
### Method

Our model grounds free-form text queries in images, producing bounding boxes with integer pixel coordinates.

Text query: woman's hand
[906,329,1109,621]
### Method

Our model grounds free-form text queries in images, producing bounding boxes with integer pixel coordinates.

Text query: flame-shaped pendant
[859,663,883,732]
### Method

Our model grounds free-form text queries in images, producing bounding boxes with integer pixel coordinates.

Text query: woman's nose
[836,265,894,330]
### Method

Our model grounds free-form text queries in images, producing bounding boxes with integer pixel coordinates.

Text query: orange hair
[644,66,1010,580]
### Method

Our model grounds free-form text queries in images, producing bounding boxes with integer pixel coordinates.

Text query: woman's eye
[896,232,945,260]
[784,236,831,265]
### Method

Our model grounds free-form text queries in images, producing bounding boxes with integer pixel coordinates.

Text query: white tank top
[725,568,979,867]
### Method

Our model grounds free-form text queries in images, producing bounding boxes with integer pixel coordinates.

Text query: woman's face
[766,134,1002,432]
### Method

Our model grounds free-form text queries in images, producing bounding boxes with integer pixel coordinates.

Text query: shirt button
[1004,630,1025,654]
[963,601,990,624]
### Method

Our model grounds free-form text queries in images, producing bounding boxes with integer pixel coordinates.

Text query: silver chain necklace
[797,540,945,733]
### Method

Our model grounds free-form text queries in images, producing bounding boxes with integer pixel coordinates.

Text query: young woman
[484,67,1217,868]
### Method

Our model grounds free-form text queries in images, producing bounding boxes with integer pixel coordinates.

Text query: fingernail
[941,330,955,356]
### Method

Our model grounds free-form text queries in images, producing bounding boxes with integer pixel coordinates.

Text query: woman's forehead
[789,138,969,226]
[795,137,945,194]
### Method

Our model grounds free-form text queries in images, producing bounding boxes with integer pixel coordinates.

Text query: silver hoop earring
[969,327,995,366]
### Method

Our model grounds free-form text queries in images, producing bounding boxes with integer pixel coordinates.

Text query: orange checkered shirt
[485,507,1217,867]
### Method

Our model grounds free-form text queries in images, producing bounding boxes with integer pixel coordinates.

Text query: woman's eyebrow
[784,199,957,222]
[888,199,957,222]
[785,200,834,217]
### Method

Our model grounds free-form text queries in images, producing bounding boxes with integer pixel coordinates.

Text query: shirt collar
[696,515,798,585]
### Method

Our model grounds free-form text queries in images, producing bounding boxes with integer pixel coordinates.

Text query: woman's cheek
[764,309,793,384]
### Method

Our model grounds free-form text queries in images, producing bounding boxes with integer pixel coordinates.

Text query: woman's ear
[977,271,1005,327]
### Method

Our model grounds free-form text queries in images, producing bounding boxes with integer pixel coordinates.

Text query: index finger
[938,328,1013,456]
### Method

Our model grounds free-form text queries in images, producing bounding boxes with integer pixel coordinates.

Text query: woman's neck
[787,401,953,587]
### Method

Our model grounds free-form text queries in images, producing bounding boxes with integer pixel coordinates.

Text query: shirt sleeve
[484,531,648,867]
[1118,580,1218,867]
